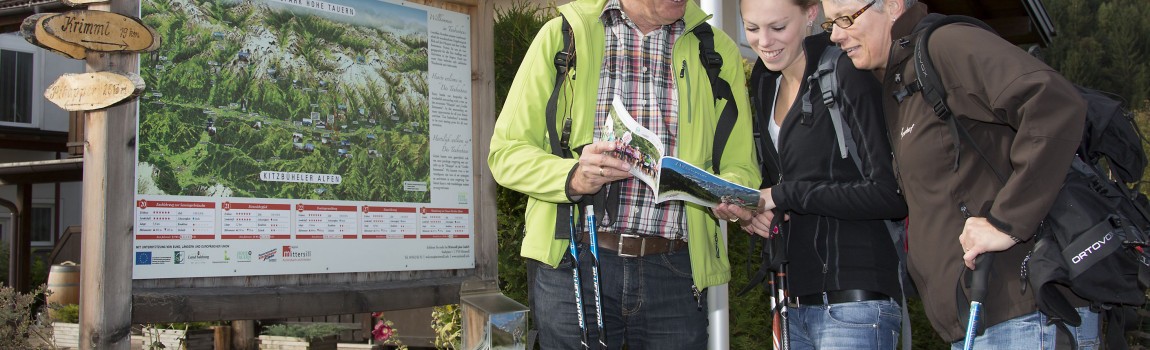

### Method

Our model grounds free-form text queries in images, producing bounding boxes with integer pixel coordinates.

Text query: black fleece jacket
[750,33,908,299]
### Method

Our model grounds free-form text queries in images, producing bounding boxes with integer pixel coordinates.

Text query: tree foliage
[1045,0,1150,108]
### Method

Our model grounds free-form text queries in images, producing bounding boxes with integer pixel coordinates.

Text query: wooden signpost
[21,13,87,60]
[41,10,160,53]
[44,72,145,111]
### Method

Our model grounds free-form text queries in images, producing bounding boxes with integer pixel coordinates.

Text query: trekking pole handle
[970,253,994,303]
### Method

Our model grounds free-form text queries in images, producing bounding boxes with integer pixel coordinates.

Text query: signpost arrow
[20,13,87,60]
[42,10,161,53]
[44,71,146,112]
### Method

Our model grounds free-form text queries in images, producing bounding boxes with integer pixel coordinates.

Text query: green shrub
[0,284,53,349]
[52,303,80,323]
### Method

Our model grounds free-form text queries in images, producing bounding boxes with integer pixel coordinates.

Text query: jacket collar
[883,2,929,80]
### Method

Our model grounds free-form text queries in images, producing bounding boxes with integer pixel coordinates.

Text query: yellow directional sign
[42,10,160,53]
[44,72,146,111]
[20,13,87,60]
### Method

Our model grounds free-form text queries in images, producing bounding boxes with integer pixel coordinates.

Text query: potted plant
[51,303,81,349]
[258,323,343,350]
[143,322,216,350]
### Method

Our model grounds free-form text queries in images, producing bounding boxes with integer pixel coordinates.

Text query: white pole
[709,221,730,350]
[701,1,730,348]
[700,0,723,27]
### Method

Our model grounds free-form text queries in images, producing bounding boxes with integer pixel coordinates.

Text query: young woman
[717,0,907,348]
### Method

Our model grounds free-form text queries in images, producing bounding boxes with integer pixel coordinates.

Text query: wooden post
[470,0,496,282]
[232,320,256,350]
[12,184,31,292]
[213,325,233,350]
[79,0,139,347]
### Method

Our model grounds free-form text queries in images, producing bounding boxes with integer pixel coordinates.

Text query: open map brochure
[604,96,759,210]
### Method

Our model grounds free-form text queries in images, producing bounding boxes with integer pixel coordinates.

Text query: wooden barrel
[47,261,80,305]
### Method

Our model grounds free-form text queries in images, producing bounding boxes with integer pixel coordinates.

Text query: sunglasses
[820,0,877,32]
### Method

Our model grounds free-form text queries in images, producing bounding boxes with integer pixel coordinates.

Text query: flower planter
[259,334,338,350]
[52,322,80,349]
[143,327,215,350]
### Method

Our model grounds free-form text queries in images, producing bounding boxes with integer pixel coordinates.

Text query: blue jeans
[786,299,902,350]
[529,243,707,350]
[950,307,1100,350]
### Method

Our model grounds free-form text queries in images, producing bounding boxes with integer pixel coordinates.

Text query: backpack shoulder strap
[691,23,738,174]
[913,15,995,121]
[546,16,577,239]
[909,15,996,172]
[805,46,863,173]
[546,15,576,160]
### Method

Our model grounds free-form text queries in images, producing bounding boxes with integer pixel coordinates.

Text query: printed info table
[135,199,216,240]
[221,202,291,239]
[295,204,359,239]
[362,206,418,239]
[420,207,469,239]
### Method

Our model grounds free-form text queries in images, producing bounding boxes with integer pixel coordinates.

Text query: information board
[133,0,474,278]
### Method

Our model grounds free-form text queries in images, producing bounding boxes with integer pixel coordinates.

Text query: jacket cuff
[986,212,1027,242]
[565,164,582,203]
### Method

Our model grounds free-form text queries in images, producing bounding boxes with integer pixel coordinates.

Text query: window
[31,206,53,245]
[0,49,33,125]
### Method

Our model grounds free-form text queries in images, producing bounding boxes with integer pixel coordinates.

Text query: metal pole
[708,221,730,350]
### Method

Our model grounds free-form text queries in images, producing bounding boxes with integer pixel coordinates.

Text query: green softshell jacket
[487,0,759,290]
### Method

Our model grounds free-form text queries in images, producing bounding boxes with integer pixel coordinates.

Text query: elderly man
[488,0,758,348]
[818,0,1099,348]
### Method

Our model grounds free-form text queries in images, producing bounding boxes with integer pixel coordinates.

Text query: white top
[767,76,782,150]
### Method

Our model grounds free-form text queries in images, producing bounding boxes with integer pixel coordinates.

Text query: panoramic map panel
[137,0,430,203]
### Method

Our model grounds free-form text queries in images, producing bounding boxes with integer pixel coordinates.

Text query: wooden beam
[79,1,138,349]
[471,0,496,282]
[0,168,83,185]
[132,277,465,323]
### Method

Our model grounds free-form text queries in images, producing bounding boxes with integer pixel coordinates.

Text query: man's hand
[959,216,1019,269]
[569,141,633,195]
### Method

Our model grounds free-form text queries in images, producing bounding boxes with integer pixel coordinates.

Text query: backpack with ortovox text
[901,14,1150,350]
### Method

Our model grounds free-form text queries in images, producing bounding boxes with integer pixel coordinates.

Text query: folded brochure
[603,96,759,210]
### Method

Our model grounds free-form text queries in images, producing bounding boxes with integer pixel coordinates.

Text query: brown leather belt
[579,231,687,258]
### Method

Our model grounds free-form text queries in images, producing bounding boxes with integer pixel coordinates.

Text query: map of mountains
[136,0,431,203]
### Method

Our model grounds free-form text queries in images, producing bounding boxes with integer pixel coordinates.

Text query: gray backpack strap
[807,46,862,172]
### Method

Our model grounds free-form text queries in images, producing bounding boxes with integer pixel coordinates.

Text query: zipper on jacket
[680,59,692,124]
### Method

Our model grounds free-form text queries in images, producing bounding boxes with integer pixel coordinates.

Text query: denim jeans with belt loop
[786,298,902,350]
[528,241,707,350]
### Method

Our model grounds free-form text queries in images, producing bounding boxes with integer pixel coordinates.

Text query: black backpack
[906,14,1150,350]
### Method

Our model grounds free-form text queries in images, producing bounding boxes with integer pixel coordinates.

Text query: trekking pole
[776,263,791,350]
[568,210,590,349]
[766,214,789,350]
[584,205,609,349]
[962,254,994,350]
[767,261,784,349]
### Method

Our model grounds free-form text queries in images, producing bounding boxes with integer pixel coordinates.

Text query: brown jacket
[880,3,1086,342]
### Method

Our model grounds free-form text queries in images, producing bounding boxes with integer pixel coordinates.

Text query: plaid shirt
[593,0,687,240]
